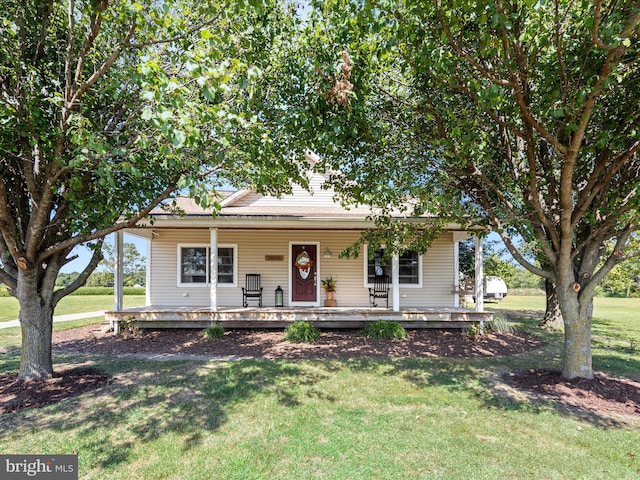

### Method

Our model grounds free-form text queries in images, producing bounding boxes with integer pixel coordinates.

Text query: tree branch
[434,4,512,88]
[53,240,104,305]
[498,229,554,280]
[572,140,640,226]
[66,21,137,119]
[122,15,223,49]
[41,162,224,263]
[590,225,637,289]
[74,0,109,87]
[0,177,21,259]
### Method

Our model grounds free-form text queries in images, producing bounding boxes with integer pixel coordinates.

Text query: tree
[100,240,146,286]
[305,0,640,378]
[86,271,114,288]
[599,235,640,296]
[458,238,521,283]
[1,0,309,379]
[55,272,80,289]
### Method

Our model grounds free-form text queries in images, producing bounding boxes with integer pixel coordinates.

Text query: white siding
[150,230,211,306]
[233,175,337,207]
[400,234,456,306]
[149,229,456,308]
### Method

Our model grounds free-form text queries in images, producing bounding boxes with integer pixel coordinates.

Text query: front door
[291,244,317,304]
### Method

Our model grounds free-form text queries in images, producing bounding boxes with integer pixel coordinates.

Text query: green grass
[0,295,146,323]
[1,296,639,479]
[488,295,640,378]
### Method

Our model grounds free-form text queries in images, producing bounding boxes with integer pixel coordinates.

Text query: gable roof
[143,171,468,233]
[151,173,380,222]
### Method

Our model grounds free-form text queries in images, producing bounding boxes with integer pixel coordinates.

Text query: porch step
[99,321,113,334]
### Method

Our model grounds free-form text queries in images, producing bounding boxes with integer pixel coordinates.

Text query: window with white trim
[180,246,208,284]
[365,247,422,286]
[398,250,420,285]
[217,246,235,284]
[178,244,237,286]
[367,249,390,284]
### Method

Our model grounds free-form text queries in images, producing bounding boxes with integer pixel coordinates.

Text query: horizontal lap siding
[224,230,365,307]
[150,229,211,306]
[316,231,365,307]
[221,230,291,307]
[234,175,335,206]
[402,234,455,307]
[149,228,455,308]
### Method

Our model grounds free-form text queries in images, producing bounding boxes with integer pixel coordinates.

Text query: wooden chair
[242,274,263,307]
[369,275,390,308]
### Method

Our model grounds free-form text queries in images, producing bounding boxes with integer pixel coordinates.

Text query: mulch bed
[51,325,545,360]
[503,368,640,418]
[0,326,638,420]
[0,367,112,414]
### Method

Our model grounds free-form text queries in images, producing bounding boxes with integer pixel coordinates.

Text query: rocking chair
[368,275,390,308]
[242,273,263,307]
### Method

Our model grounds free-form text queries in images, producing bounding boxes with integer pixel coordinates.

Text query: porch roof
[152,195,382,218]
[145,196,473,233]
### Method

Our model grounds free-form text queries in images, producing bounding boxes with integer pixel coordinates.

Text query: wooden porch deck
[105,306,493,330]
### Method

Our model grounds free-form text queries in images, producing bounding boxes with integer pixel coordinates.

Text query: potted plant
[321,276,336,301]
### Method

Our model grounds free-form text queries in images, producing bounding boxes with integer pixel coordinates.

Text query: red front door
[292,244,317,303]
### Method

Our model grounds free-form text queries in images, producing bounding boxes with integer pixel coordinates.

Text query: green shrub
[467,322,481,340]
[360,320,406,340]
[486,314,517,334]
[203,323,225,339]
[284,321,320,343]
[118,316,140,336]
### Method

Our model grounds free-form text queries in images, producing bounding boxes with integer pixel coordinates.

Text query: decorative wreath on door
[295,250,313,276]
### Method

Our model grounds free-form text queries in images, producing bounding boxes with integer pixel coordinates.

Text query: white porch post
[210,228,218,311]
[392,254,400,312]
[113,231,124,336]
[453,240,460,307]
[145,236,151,306]
[114,231,124,311]
[474,236,484,313]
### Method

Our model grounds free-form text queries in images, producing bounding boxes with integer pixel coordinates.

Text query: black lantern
[275,285,284,307]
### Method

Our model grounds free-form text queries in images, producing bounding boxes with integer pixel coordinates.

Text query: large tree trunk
[17,270,55,380]
[558,290,594,380]
[540,278,563,329]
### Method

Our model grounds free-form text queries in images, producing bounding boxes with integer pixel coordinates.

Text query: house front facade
[122,172,476,314]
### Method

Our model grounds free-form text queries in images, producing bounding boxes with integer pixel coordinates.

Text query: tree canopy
[99,240,146,286]
[0,0,309,379]
[304,0,640,378]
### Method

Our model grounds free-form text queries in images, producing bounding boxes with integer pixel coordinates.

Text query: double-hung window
[178,244,237,287]
[365,246,422,287]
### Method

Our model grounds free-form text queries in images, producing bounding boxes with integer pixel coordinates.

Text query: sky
[61,233,149,274]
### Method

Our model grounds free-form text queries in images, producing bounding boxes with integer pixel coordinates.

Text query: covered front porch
[105,305,493,332]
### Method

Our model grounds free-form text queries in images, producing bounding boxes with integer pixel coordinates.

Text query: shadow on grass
[1,322,637,472]
[338,353,637,429]
[593,352,640,380]
[0,357,331,470]
[0,328,22,373]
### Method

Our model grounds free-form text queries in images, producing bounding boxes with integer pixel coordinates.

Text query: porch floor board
[105,306,493,330]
